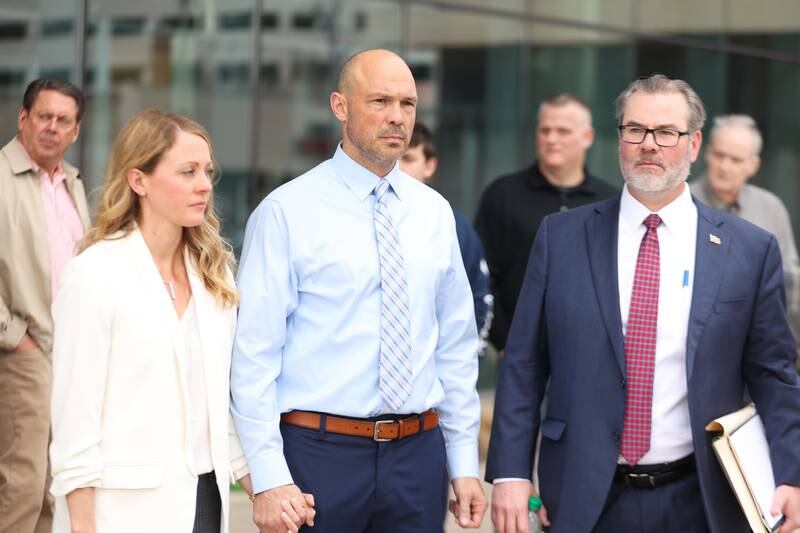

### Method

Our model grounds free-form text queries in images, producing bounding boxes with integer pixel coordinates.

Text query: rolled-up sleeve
[50,256,112,497]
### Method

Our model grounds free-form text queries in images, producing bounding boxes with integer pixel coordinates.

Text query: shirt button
[560,205,569,212]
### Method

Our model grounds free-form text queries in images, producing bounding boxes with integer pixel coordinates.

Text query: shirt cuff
[248,451,294,494]
[50,468,103,497]
[446,442,480,480]
[493,477,529,484]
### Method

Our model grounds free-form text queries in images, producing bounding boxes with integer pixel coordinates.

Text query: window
[42,19,73,38]
[112,17,145,36]
[217,63,249,85]
[0,21,27,41]
[219,12,251,31]
[40,68,71,82]
[0,70,25,88]
[292,13,316,30]
[261,13,279,30]
[158,15,197,32]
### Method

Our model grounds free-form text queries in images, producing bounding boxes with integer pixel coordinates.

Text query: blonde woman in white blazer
[49,110,313,533]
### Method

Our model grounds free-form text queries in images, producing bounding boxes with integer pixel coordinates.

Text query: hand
[278,493,316,532]
[252,484,314,533]
[771,484,800,532]
[491,480,549,533]
[66,487,96,533]
[449,477,488,528]
[15,333,38,353]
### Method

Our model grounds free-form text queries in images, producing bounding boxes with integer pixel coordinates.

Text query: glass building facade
[2,0,798,248]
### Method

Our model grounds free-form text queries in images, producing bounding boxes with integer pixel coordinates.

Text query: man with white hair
[691,114,799,269]
[691,115,800,370]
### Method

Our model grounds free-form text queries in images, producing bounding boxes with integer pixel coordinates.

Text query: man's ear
[17,107,27,132]
[583,126,595,150]
[689,130,703,163]
[70,121,81,145]
[330,91,348,123]
[423,157,438,180]
[745,156,762,182]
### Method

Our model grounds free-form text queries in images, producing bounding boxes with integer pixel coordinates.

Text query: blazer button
[613,431,621,442]
[620,378,626,389]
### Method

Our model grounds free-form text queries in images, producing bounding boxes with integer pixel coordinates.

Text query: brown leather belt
[281,409,439,442]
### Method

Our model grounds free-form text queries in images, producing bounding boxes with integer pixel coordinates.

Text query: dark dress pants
[281,418,449,533]
[592,470,710,533]
[193,471,222,533]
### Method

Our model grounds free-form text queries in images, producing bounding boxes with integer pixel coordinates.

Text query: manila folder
[706,404,783,532]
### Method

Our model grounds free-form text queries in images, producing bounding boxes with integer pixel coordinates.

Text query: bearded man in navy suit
[486,74,800,533]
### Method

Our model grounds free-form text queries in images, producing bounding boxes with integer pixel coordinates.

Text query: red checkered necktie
[621,213,661,464]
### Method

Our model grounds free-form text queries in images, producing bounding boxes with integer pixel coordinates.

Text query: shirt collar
[15,137,65,181]
[331,143,406,202]
[620,182,695,235]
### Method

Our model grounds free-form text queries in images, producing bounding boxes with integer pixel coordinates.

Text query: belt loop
[419,413,425,433]
[318,413,327,439]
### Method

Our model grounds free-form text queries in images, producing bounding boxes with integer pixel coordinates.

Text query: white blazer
[50,228,249,533]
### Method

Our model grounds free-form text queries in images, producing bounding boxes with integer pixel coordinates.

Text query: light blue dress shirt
[231,145,481,494]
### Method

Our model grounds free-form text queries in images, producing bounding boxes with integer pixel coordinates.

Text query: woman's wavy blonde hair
[80,109,237,307]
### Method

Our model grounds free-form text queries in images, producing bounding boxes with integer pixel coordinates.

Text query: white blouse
[180,299,213,474]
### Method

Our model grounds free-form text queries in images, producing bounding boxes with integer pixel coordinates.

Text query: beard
[345,121,408,167]
[620,148,692,195]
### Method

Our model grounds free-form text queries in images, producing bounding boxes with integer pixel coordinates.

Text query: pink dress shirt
[17,139,85,300]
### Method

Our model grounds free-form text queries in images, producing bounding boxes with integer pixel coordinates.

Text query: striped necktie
[373,179,413,411]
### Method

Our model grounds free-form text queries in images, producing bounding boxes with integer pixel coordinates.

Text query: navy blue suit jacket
[486,194,800,532]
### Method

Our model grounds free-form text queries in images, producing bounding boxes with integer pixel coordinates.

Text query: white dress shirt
[231,145,481,494]
[618,183,697,463]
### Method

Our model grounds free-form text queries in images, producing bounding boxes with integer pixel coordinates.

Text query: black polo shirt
[475,163,619,350]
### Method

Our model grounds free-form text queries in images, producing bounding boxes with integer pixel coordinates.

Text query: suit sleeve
[742,235,800,486]
[485,216,551,482]
[49,255,113,496]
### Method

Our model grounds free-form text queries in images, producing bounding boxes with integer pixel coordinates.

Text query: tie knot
[374,179,390,204]
[644,214,661,231]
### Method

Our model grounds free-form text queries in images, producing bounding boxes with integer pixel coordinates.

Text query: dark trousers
[592,470,709,533]
[281,418,449,533]
[193,471,221,533]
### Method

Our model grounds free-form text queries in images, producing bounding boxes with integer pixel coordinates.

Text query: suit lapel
[586,197,626,376]
[686,202,729,380]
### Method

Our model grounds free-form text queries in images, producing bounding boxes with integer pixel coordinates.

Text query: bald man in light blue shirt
[231,49,486,533]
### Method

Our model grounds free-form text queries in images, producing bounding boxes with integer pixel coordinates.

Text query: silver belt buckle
[373,419,395,442]
[626,472,656,488]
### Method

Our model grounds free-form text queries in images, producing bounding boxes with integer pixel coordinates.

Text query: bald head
[337,49,414,97]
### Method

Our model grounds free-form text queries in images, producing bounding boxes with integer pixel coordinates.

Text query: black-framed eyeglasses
[618,125,689,147]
